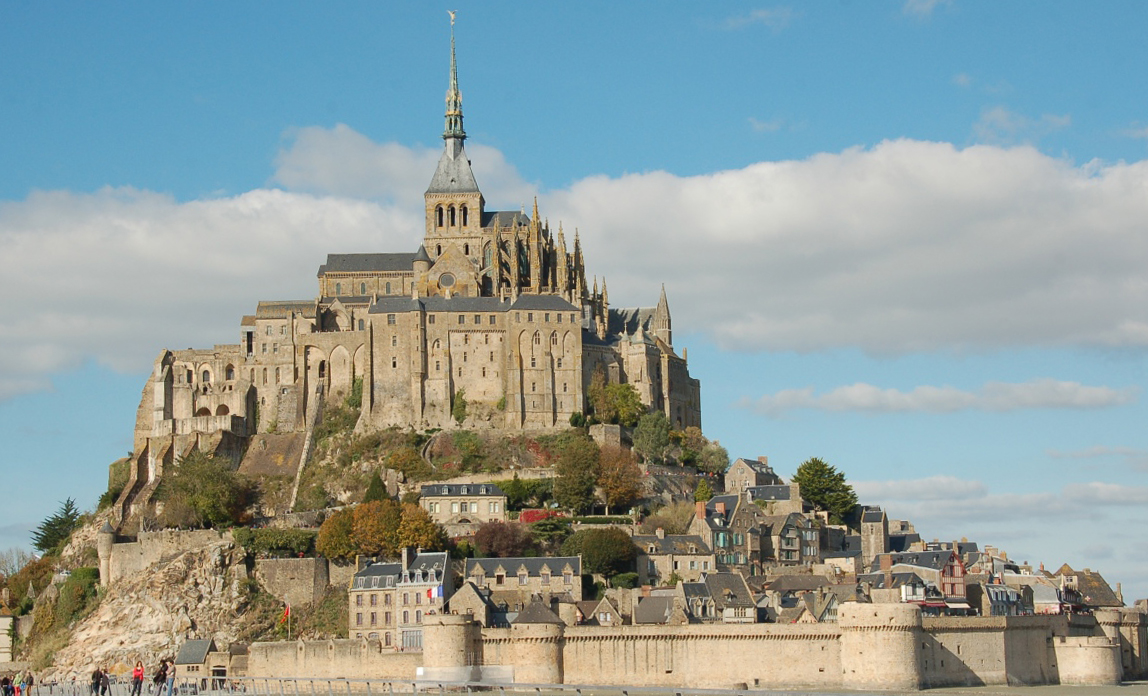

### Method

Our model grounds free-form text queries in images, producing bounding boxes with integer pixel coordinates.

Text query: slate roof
[731,458,777,476]
[513,600,563,624]
[632,534,711,555]
[889,533,921,553]
[510,295,579,312]
[466,556,581,578]
[886,551,953,571]
[256,301,315,319]
[681,582,710,600]
[746,485,791,502]
[608,307,655,336]
[860,507,886,524]
[421,483,506,497]
[426,142,480,194]
[352,551,450,589]
[634,596,674,625]
[317,253,416,276]
[320,295,372,305]
[482,211,532,229]
[857,571,928,590]
[766,575,829,594]
[1054,565,1123,607]
[704,495,739,514]
[704,572,755,610]
[175,639,217,665]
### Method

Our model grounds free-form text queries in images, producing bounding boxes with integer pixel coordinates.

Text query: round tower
[422,613,480,682]
[510,620,564,684]
[97,521,116,587]
[839,602,922,691]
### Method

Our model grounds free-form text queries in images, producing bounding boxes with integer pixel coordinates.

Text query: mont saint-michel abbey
[120,28,699,521]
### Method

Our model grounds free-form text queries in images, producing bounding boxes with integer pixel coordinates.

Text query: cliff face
[46,532,248,680]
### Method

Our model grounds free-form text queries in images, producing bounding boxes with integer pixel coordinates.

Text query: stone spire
[653,284,672,346]
[444,11,465,141]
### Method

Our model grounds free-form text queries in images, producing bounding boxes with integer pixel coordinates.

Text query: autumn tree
[398,503,448,551]
[316,508,357,560]
[639,501,697,536]
[597,446,642,514]
[792,457,858,526]
[473,521,536,557]
[351,499,402,557]
[553,433,600,514]
[633,411,670,463]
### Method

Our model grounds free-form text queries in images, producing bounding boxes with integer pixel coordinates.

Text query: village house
[420,482,507,534]
[724,457,781,495]
[348,548,452,649]
[632,528,715,585]
[679,572,757,624]
[457,556,583,624]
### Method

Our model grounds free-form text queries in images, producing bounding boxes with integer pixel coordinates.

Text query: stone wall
[245,606,1133,690]
[106,529,231,585]
[248,639,421,679]
[255,557,330,608]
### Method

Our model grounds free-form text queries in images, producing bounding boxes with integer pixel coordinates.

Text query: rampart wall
[255,557,329,608]
[105,529,231,585]
[247,639,421,679]
[249,606,1127,690]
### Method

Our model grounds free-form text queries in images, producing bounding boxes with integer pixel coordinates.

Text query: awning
[945,600,971,609]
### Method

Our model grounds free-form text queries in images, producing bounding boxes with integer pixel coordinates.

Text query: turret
[97,521,115,586]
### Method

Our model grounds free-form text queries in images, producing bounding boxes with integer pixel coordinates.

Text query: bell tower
[424,11,485,265]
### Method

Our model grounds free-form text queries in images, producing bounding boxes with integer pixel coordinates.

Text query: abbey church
[118,25,699,524]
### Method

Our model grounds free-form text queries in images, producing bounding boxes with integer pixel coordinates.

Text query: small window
[458,315,465,325]
[392,335,397,347]
[530,357,536,368]
[557,358,563,368]
[545,313,550,322]
[360,282,366,294]
[527,313,533,321]
[387,314,396,325]
[489,315,496,325]
[336,283,342,295]
[428,315,435,324]
[557,314,563,323]
[386,281,392,294]
[358,319,365,331]
[392,358,397,369]
[474,314,481,324]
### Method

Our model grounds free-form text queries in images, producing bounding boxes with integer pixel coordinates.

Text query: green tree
[31,498,81,554]
[561,527,637,579]
[791,457,858,525]
[606,383,645,427]
[694,478,714,502]
[316,508,357,560]
[529,517,573,553]
[633,411,670,463]
[597,446,642,514]
[363,471,388,504]
[452,388,468,425]
[697,441,730,474]
[159,451,255,528]
[553,434,600,514]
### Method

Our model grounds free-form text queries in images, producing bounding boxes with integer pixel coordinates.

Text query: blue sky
[3,1,1148,600]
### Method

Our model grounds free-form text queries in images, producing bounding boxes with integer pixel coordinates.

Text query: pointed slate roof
[513,599,563,624]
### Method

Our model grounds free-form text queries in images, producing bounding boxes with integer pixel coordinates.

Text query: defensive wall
[253,604,1136,690]
[99,528,231,586]
[255,557,330,608]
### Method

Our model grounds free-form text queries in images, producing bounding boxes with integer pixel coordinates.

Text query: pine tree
[363,471,388,503]
[31,498,81,554]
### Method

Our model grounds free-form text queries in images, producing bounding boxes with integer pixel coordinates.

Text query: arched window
[358,319,364,330]
[464,243,470,256]
[275,367,280,383]
[534,334,541,345]
[436,244,442,256]
[449,206,456,226]
[335,282,341,295]
[225,365,235,380]
[385,281,391,294]
[461,205,468,226]
[262,368,268,385]
[216,404,229,416]
[436,206,444,227]
[202,370,211,383]
[360,282,366,294]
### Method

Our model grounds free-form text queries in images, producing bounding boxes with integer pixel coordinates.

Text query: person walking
[163,662,174,696]
[89,669,101,696]
[97,671,109,696]
[24,673,33,696]
[128,663,143,696]
[151,663,166,696]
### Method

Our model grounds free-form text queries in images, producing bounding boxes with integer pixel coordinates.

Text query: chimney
[716,502,726,516]
[402,546,413,570]
[656,527,665,539]
[757,456,769,466]
[880,554,893,589]
[695,501,706,520]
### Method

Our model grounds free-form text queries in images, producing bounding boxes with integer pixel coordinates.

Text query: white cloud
[1048,445,1148,472]
[1063,482,1148,506]
[973,106,1072,145]
[724,8,795,31]
[854,476,987,501]
[7,127,1148,401]
[740,379,1135,417]
[749,117,784,133]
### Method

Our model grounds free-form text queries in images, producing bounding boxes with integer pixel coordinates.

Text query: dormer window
[480,486,487,494]
[461,486,468,495]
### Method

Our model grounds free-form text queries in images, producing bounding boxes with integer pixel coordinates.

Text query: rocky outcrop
[45,533,248,681]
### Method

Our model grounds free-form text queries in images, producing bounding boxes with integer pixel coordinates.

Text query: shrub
[233,528,317,557]
[611,572,639,589]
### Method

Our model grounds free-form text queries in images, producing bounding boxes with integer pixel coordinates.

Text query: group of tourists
[1,672,34,696]
[87,661,174,696]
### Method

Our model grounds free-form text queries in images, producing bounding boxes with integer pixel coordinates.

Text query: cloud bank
[5,125,1148,400]
[740,379,1138,416]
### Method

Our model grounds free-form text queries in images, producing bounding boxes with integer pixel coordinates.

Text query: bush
[54,567,100,626]
[158,451,256,528]
[561,527,637,578]
[611,572,639,589]
[233,528,317,557]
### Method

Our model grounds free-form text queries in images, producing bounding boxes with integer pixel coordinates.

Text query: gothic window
[483,243,492,268]
[275,367,280,383]
[262,368,268,385]
[551,334,558,345]
[436,206,444,227]
[533,333,540,344]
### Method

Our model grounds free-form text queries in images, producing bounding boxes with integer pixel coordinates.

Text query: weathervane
[448,10,456,26]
